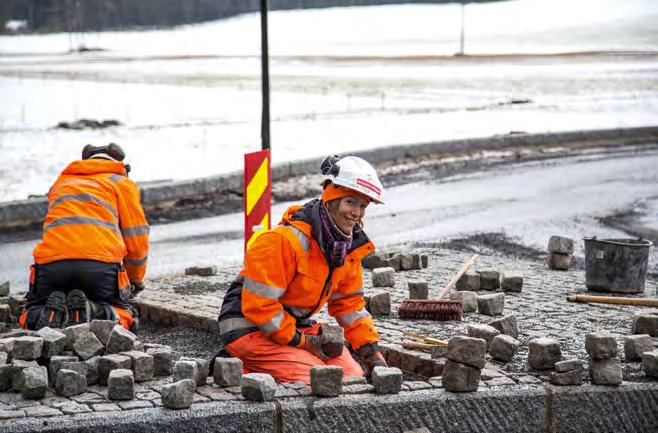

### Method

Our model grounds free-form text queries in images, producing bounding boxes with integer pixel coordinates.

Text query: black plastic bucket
[583,237,653,294]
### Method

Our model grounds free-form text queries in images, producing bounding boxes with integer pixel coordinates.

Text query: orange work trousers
[226,322,364,385]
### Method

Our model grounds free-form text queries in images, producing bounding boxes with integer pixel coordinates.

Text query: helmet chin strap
[324,203,353,237]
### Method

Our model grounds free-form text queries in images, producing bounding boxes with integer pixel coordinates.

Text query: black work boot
[35,291,67,329]
[65,289,90,326]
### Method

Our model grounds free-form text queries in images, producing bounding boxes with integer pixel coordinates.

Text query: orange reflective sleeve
[116,179,149,283]
[241,231,298,345]
[328,264,380,350]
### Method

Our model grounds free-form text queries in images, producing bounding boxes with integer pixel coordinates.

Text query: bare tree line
[1,0,494,33]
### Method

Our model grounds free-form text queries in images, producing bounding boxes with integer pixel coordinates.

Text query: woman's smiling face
[329,194,370,235]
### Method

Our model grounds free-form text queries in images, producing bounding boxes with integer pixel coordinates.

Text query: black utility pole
[260,0,271,151]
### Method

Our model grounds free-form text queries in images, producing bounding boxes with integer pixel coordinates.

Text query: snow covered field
[1,0,657,201]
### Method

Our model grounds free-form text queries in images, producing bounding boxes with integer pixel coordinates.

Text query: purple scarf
[318,203,353,267]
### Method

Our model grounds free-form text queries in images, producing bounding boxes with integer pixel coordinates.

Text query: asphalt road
[2,146,657,294]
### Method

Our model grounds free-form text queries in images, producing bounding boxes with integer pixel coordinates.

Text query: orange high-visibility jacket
[219,200,380,351]
[32,159,149,286]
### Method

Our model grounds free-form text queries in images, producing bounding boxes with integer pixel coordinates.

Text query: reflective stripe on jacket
[218,199,380,351]
[32,159,149,284]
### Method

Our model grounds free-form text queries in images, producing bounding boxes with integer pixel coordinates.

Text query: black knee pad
[25,306,43,330]
[92,302,118,321]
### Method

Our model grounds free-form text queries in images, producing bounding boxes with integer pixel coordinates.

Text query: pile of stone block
[362,251,428,272]
[585,331,622,385]
[452,266,522,316]
[442,336,485,392]
[547,235,574,271]
[0,321,179,402]
[456,269,523,294]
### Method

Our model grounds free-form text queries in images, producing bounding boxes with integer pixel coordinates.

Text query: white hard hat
[320,155,385,204]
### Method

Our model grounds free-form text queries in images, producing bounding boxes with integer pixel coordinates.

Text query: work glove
[358,343,387,376]
[299,334,329,360]
[130,281,145,297]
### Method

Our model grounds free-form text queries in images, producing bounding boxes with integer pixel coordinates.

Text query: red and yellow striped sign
[244,149,271,251]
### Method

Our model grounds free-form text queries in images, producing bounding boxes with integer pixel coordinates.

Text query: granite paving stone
[59,402,93,414]
[310,366,343,397]
[62,324,90,351]
[449,291,478,313]
[213,357,243,387]
[105,326,137,354]
[24,405,62,417]
[442,360,481,392]
[589,357,623,385]
[466,324,500,351]
[146,347,175,376]
[372,267,395,287]
[73,331,105,360]
[642,350,658,377]
[487,314,519,339]
[21,366,48,399]
[585,331,618,360]
[240,373,276,402]
[90,320,117,346]
[55,369,87,397]
[490,334,520,362]
[36,327,66,359]
[447,336,486,368]
[477,269,500,290]
[372,366,403,394]
[624,334,654,361]
[180,357,210,386]
[108,369,135,401]
[12,336,43,361]
[120,350,155,382]
[456,271,480,291]
[98,354,132,385]
[91,402,121,412]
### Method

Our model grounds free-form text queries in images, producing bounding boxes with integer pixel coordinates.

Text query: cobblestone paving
[134,246,658,382]
[2,246,655,425]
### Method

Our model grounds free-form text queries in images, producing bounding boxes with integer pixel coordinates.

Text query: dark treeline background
[1,0,496,33]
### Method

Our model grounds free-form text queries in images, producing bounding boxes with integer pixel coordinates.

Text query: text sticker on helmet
[357,178,381,195]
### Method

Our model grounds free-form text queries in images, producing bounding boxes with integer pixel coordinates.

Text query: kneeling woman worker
[218,155,388,384]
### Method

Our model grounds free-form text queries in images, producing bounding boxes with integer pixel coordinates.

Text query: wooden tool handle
[435,254,479,300]
[402,341,433,351]
[403,332,447,346]
[567,294,658,307]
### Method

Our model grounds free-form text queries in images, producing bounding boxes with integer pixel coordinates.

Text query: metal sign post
[260,0,271,151]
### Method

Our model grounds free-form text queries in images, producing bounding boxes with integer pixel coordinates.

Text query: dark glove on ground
[131,281,145,297]
[300,334,329,360]
[358,343,387,376]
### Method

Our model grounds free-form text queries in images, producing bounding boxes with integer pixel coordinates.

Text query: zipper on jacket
[299,264,334,320]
